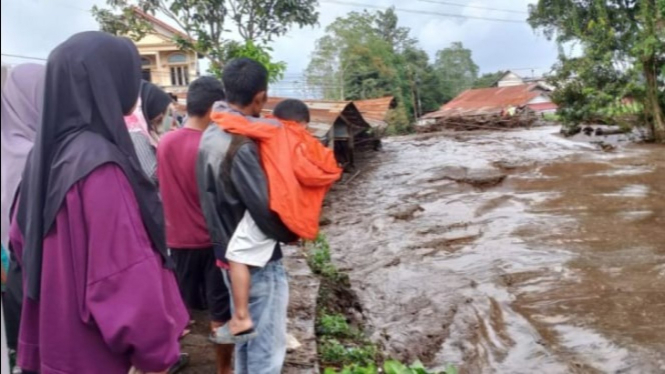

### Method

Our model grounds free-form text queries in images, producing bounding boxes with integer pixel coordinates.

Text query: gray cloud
[2,0,557,84]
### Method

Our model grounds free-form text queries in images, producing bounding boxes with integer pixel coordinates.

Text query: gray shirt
[130,132,158,185]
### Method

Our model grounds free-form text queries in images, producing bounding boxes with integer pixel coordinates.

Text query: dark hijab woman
[125,81,172,184]
[10,31,187,374]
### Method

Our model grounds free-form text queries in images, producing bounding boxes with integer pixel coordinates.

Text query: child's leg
[228,260,255,335]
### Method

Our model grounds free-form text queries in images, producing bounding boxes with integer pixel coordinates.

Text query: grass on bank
[306,234,457,374]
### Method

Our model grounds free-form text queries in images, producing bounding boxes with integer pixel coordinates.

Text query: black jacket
[196,102,297,263]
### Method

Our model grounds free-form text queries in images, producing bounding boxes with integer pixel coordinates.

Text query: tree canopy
[306,8,481,133]
[92,0,319,81]
[474,71,507,89]
[529,0,665,142]
[434,42,479,101]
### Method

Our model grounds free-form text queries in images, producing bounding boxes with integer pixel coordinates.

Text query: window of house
[170,66,189,86]
[141,58,153,82]
[168,53,189,87]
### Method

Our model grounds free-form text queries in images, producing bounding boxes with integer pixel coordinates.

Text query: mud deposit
[323,127,664,373]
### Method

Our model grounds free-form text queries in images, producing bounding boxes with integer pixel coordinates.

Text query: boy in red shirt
[157,77,233,374]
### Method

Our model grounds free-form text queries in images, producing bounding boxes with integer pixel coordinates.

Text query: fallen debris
[417,109,538,133]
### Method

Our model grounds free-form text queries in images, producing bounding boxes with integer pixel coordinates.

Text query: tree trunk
[643,57,665,143]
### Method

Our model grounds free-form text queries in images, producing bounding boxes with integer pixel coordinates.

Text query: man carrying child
[197,58,341,374]
[197,58,297,373]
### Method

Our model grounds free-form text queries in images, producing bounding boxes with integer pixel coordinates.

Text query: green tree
[306,8,448,133]
[529,0,665,142]
[433,42,479,102]
[306,11,399,101]
[400,45,445,115]
[473,70,507,88]
[92,0,319,81]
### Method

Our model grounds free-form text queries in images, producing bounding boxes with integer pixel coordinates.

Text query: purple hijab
[16,32,172,301]
[1,64,45,249]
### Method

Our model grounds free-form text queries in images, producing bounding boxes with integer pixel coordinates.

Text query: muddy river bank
[322,127,664,373]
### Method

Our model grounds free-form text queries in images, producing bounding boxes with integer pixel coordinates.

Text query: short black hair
[222,58,268,107]
[274,99,310,123]
[187,76,225,117]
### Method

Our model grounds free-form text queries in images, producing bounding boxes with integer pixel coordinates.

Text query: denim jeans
[223,260,289,374]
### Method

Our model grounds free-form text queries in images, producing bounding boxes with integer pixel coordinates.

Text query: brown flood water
[322,127,664,373]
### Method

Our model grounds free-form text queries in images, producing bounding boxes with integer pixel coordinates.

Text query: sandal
[208,324,257,345]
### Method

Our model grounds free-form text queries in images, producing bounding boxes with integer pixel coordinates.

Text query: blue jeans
[223,260,289,374]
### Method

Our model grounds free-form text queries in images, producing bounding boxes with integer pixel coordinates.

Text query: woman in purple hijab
[10,32,188,374]
[1,63,45,360]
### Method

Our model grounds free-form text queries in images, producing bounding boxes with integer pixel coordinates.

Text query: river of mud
[322,127,664,373]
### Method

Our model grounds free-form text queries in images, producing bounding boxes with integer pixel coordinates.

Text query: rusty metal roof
[423,84,549,119]
[354,96,396,130]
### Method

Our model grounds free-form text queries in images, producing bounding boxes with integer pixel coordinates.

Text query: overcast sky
[1,0,558,95]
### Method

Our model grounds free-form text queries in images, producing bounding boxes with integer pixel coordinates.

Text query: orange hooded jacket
[212,112,342,240]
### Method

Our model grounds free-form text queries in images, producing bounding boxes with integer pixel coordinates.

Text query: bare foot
[228,315,254,336]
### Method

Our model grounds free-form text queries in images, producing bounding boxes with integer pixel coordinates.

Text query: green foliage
[324,364,378,374]
[318,313,353,338]
[324,360,458,374]
[433,42,479,101]
[92,0,318,78]
[307,234,340,280]
[220,41,286,83]
[528,0,665,141]
[473,71,507,89]
[320,338,378,367]
[306,8,458,129]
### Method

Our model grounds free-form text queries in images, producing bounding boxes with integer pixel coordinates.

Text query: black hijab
[140,81,172,125]
[16,31,172,301]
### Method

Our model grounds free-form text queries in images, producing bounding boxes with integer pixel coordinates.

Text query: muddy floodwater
[323,127,664,373]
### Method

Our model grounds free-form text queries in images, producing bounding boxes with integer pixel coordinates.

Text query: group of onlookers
[1,30,340,374]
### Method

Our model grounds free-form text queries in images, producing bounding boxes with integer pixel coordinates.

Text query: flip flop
[168,353,190,374]
[208,324,258,345]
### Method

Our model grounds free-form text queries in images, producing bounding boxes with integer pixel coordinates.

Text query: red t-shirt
[157,128,212,249]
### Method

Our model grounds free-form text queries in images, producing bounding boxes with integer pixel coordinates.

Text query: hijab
[16,31,172,301]
[124,81,171,145]
[1,64,45,249]
[140,81,172,125]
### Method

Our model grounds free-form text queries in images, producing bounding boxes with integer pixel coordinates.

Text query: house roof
[354,96,396,130]
[133,7,193,42]
[527,102,558,112]
[423,84,549,119]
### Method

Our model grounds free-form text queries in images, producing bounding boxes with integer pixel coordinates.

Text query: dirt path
[322,127,664,373]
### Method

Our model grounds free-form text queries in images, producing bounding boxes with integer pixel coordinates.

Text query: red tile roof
[133,7,193,42]
[423,84,550,119]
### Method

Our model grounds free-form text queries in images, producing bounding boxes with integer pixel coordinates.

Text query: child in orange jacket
[211,99,342,343]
